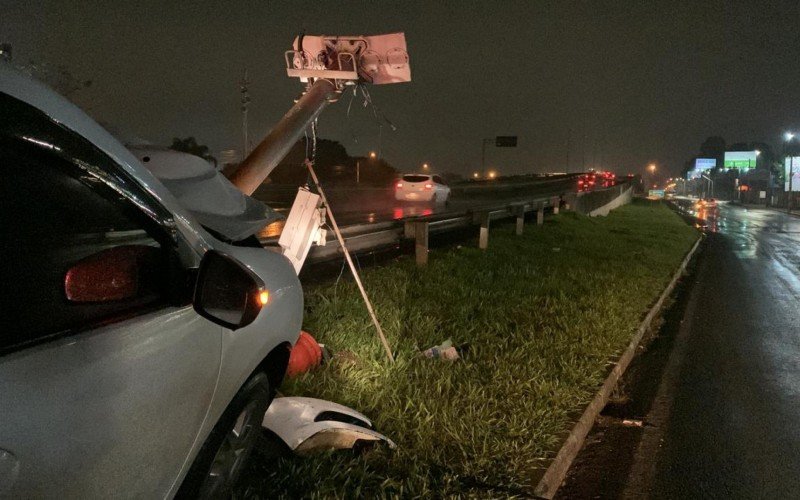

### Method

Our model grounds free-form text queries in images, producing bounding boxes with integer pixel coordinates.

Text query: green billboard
[723,151,757,169]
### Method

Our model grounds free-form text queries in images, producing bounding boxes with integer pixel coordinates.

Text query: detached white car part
[263,397,396,454]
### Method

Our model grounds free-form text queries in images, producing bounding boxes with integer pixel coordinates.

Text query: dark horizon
[5,0,800,178]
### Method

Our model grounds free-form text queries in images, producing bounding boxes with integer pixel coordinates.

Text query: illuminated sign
[724,151,757,170]
[695,158,716,170]
[785,157,800,192]
[688,158,716,180]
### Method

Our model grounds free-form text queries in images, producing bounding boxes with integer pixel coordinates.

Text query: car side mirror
[193,250,267,330]
[65,245,162,303]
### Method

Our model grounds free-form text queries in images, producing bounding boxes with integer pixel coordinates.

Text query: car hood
[128,145,282,241]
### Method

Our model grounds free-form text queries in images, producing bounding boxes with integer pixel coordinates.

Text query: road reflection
[695,207,719,233]
[392,205,434,219]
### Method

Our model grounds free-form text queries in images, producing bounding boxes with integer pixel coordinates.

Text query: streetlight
[488,170,497,179]
[357,151,378,184]
[648,164,656,174]
[676,177,688,196]
[422,163,429,171]
[786,132,796,212]
[473,172,479,179]
[701,173,714,198]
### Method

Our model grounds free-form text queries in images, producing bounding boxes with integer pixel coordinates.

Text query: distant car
[698,198,717,206]
[695,198,718,210]
[577,173,597,192]
[395,173,451,203]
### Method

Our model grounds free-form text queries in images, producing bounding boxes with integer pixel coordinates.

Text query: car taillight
[396,182,403,189]
[424,183,433,190]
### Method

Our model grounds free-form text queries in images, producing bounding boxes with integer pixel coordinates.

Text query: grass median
[241,199,698,497]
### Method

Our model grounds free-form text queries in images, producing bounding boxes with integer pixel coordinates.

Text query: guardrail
[260,180,631,266]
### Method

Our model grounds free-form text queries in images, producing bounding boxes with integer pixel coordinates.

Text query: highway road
[254,176,578,238]
[641,203,800,498]
[557,201,800,499]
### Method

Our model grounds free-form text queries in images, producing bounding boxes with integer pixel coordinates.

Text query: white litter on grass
[262,397,396,455]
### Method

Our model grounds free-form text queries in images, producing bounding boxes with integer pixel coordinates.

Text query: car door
[0,115,222,497]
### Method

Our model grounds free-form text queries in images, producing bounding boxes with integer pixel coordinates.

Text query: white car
[394,173,451,204]
[0,64,302,497]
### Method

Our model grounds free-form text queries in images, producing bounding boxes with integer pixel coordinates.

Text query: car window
[0,143,172,353]
[402,174,430,183]
[432,175,446,185]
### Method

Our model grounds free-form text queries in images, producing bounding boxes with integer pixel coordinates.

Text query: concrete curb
[533,234,704,499]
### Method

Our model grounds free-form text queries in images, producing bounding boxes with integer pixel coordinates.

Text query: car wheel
[178,372,273,499]
[431,194,438,204]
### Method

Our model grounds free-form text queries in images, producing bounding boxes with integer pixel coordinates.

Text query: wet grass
[239,199,699,498]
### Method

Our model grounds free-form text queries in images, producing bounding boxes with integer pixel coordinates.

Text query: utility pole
[239,69,251,160]
[566,127,572,173]
[481,138,491,175]
[784,156,794,213]
[785,132,796,213]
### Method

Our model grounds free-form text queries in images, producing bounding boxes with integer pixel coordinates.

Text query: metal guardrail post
[479,212,491,249]
[552,196,560,215]
[404,221,416,239]
[414,221,429,266]
[537,203,545,226]
[515,204,525,235]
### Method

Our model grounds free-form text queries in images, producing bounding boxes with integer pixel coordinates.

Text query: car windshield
[403,175,430,183]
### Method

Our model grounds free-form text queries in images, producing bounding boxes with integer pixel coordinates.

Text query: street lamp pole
[702,174,714,198]
[786,133,795,213]
[481,138,492,176]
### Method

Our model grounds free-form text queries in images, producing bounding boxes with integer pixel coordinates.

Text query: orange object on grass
[286,331,322,378]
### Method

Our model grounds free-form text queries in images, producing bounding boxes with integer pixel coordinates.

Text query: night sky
[5,1,800,177]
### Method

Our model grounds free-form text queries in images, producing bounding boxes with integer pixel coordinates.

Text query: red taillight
[424,183,433,190]
[396,182,403,189]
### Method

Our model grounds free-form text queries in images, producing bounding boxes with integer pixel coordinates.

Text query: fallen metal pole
[227,79,338,195]
[304,158,395,363]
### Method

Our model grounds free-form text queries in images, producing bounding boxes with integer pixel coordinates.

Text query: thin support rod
[304,159,395,363]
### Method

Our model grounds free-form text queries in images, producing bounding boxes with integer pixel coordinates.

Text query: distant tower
[239,69,251,160]
[0,43,12,62]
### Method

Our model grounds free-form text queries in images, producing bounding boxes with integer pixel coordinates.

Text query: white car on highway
[394,173,451,204]
[0,64,302,497]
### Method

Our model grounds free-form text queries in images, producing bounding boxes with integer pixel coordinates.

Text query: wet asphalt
[649,204,800,498]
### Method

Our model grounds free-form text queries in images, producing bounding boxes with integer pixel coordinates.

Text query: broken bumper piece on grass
[262,397,396,454]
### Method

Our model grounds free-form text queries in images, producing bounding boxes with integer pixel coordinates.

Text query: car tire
[431,194,438,205]
[177,372,274,499]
